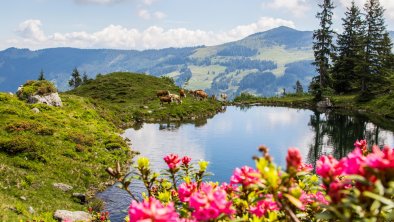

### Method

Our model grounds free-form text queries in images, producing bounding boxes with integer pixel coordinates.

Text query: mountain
[1,26,317,97]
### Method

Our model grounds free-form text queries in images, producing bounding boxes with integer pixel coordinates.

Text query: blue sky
[1,0,394,50]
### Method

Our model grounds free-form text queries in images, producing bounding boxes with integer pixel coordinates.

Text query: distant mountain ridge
[1,26,392,97]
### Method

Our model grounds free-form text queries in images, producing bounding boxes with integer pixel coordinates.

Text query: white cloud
[138,9,166,20]
[10,17,295,50]
[142,0,156,5]
[338,0,394,20]
[74,0,126,5]
[138,9,151,19]
[264,0,310,17]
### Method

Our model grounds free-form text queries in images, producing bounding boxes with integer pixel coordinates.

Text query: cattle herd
[156,89,227,105]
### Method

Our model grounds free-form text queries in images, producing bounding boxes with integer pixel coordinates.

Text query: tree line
[311,0,393,101]
[37,67,91,89]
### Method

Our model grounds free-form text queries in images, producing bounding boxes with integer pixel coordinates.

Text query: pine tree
[332,1,364,93]
[295,80,303,94]
[69,68,82,89]
[313,0,336,91]
[82,72,89,84]
[360,0,393,94]
[38,69,45,81]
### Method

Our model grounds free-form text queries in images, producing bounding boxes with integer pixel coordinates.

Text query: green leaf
[284,193,303,209]
[363,191,394,206]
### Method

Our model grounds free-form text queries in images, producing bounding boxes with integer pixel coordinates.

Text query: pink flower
[300,191,329,208]
[366,145,394,169]
[250,194,279,217]
[286,148,302,170]
[189,183,235,221]
[298,163,313,172]
[316,155,341,179]
[181,156,192,166]
[340,148,366,175]
[178,182,197,202]
[230,166,260,187]
[128,197,179,222]
[354,139,368,155]
[163,154,181,170]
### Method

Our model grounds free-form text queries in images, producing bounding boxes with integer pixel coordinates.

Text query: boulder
[31,108,40,113]
[72,193,86,203]
[54,210,91,222]
[53,183,73,192]
[28,93,63,107]
[316,97,333,109]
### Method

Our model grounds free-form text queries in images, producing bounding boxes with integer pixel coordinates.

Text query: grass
[0,93,131,221]
[67,72,223,127]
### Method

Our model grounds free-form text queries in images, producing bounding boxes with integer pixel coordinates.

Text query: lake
[98,106,394,221]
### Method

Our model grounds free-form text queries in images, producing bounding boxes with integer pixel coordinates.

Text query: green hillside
[0,93,131,221]
[67,72,223,126]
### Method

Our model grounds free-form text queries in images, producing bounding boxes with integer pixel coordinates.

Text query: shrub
[17,80,57,101]
[67,132,94,146]
[0,136,40,155]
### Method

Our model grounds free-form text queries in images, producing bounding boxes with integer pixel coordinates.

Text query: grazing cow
[169,94,182,104]
[157,90,170,97]
[195,90,208,100]
[220,93,228,101]
[179,89,186,98]
[159,95,173,105]
[192,89,203,98]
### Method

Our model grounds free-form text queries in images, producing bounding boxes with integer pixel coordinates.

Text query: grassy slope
[67,72,223,126]
[0,93,131,221]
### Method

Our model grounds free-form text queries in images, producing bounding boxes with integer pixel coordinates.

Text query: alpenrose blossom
[250,194,279,217]
[181,156,192,166]
[163,154,181,170]
[230,166,260,187]
[286,148,302,170]
[316,155,341,179]
[128,197,179,222]
[178,182,197,202]
[340,147,366,176]
[354,139,367,154]
[366,145,394,169]
[300,191,329,208]
[189,182,235,221]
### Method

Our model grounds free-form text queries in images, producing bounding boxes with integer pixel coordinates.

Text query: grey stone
[316,97,333,108]
[143,106,149,109]
[28,93,63,107]
[53,183,73,192]
[20,196,27,201]
[54,210,91,222]
[31,107,40,113]
[28,206,35,214]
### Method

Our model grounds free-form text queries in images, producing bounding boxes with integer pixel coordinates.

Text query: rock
[53,183,73,192]
[72,193,86,203]
[54,210,91,222]
[147,110,153,114]
[8,92,13,96]
[143,106,149,109]
[28,93,63,107]
[28,206,35,214]
[31,108,40,113]
[20,196,27,201]
[316,97,333,108]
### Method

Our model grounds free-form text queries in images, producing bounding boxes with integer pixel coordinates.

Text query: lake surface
[98,106,394,221]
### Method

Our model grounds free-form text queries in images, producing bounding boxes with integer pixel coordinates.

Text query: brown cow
[179,89,186,98]
[159,95,173,105]
[195,90,208,100]
[192,89,204,98]
[157,90,170,97]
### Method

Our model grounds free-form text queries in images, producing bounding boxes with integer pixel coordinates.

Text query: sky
[1,0,394,50]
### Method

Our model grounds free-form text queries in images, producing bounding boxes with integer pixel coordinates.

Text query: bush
[0,136,41,155]
[105,143,122,150]
[5,121,55,135]
[107,140,394,222]
[16,80,57,100]
[67,133,95,146]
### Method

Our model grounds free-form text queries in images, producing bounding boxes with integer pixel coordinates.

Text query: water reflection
[100,106,394,221]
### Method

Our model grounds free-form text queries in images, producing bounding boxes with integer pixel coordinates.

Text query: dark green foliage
[38,69,45,81]
[237,72,276,95]
[0,136,41,155]
[313,0,336,90]
[332,1,365,93]
[294,80,303,94]
[218,58,277,73]
[217,45,258,57]
[69,68,82,89]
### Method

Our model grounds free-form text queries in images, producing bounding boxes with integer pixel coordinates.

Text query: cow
[159,95,173,105]
[157,90,170,97]
[192,89,203,98]
[195,90,208,100]
[179,89,186,98]
[169,94,182,104]
[220,93,228,101]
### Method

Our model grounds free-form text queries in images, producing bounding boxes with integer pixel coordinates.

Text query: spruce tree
[38,69,45,81]
[313,0,336,91]
[360,0,393,94]
[69,68,82,89]
[332,1,364,93]
[295,80,303,94]
[82,72,89,84]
